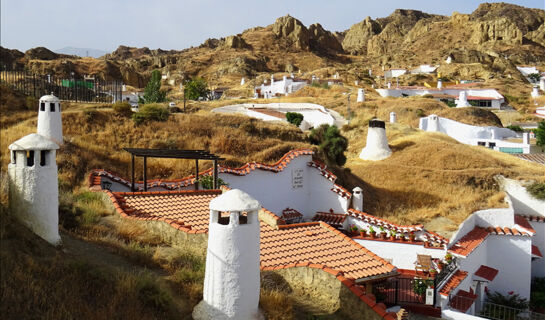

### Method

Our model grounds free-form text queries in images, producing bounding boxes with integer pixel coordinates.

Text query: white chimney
[437,79,443,89]
[357,88,365,102]
[540,78,545,91]
[368,69,372,77]
[352,187,364,211]
[355,80,359,86]
[456,91,471,108]
[426,114,440,132]
[387,82,392,89]
[523,132,530,145]
[37,94,63,145]
[8,134,61,245]
[359,120,392,161]
[531,86,540,98]
[193,189,263,320]
[390,112,397,123]
[240,77,245,85]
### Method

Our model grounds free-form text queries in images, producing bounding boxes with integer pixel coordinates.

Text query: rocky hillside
[2,3,544,87]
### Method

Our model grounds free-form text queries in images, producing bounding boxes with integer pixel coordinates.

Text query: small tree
[535,121,545,148]
[528,73,541,83]
[132,104,169,124]
[143,70,166,103]
[184,77,210,100]
[199,175,228,190]
[309,124,348,166]
[286,112,304,126]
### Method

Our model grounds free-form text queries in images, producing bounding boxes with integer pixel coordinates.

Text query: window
[489,142,496,148]
[26,150,34,167]
[239,212,248,225]
[40,102,45,111]
[40,150,48,166]
[218,211,230,225]
[477,141,486,146]
[12,151,16,164]
[50,102,55,112]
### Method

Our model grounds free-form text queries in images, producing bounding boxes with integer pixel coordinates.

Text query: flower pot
[370,232,376,238]
[360,231,366,238]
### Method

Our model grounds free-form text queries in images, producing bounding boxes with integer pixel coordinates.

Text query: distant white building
[419,115,535,154]
[376,84,505,109]
[516,66,541,83]
[256,75,307,98]
[410,65,438,74]
[384,69,407,79]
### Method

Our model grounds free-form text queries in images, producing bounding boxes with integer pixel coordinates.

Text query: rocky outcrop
[470,18,523,45]
[24,47,62,60]
[526,23,545,47]
[0,46,24,70]
[341,17,381,55]
[215,55,268,77]
[104,45,152,60]
[223,35,249,49]
[272,15,310,50]
[308,23,343,53]
[470,2,545,35]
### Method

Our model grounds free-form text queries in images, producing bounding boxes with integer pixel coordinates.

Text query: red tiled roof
[519,215,545,223]
[108,190,220,233]
[474,265,499,281]
[312,212,347,228]
[449,289,477,313]
[348,209,449,245]
[260,221,396,280]
[448,227,489,257]
[439,270,468,296]
[515,215,536,234]
[485,226,532,236]
[532,245,543,258]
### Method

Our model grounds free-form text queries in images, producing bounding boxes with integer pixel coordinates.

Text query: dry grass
[340,119,545,234]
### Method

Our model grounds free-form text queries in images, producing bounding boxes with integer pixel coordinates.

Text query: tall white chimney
[456,91,471,108]
[359,120,392,161]
[437,79,443,89]
[540,78,545,91]
[390,112,397,123]
[352,187,364,211]
[357,88,365,102]
[240,77,245,85]
[523,132,530,145]
[531,86,540,98]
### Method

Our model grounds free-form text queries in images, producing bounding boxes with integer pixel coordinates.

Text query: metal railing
[481,303,545,320]
[436,257,458,289]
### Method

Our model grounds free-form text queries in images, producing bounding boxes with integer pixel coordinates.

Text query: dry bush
[260,289,295,320]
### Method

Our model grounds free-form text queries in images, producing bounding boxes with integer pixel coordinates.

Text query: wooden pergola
[123,148,225,192]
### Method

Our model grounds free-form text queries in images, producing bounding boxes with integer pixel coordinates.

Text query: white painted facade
[355,239,444,270]
[8,133,60,245]
[419,115,532,154]
[37,94,63,145]
[212,103,344,130]
[256,75,307,98]
[193,189,263,320]
[376,88,504,109]
[531,86,540,98]
[219,155,350,219]
[359,121,392,161]
[540,78,545,91]
[389,112,397,124]
[384,69,407,78]
[516,66,540,83]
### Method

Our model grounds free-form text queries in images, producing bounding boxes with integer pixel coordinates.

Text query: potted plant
[389,230,396,241]
[349,224,358,236]
[379,226,386,239]
[429,268,437,277]
[359,228,366,238]
[445,253,453,263]
[369,226,376,238]
[409,231,416,241]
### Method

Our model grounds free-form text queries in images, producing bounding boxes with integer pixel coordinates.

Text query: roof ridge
[277,221,321,229]
[113,189,222,196]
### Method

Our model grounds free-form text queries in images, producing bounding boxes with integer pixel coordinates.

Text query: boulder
[272,15,310,50]
[342,17,381,55]
[308,23,343,53]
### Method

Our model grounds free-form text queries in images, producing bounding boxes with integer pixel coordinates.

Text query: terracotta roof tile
[260,221,396,280]
[486,226,531,237]
[474,265,499,281]
[439,270,468,296]
[449,289,477,313]
[515,154,545,165]
[312,212,347,228]
[532,245,543,258]
[515,215,536,234]
[448,227,489,257]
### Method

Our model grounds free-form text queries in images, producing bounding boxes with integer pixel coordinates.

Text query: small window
[26,150,34,167]
[40,102,45,111]
[12,151,16,164]
[489,142,496,148]
[477,141,486,146]
[40,150,48,166]
[50,102,55,112]
[218,211,230,225]
[239,212,248,225]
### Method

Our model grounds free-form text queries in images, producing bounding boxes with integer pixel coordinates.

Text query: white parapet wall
[418,115,530,153]
[212,103,342,129]
[375,88,504,109]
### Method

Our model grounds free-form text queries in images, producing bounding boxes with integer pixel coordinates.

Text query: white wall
[500,178,545,217]
[219,155,348,218]
[355,239,445,269]
[485,235,532,300]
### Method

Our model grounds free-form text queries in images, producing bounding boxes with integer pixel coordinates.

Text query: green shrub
[535,121,545,148]
[422,94,434,99]
[132,104,169,124]
[113,101,132,117]
[285,112,304,127]
[416,109,425,117]
[142,70,166,103]
[527,182,545,200]
[506,125,523,132]
[184,77,210,100]
[199,175,228,190]
[309,124,348,166]
[485,291,528,310]
[310,81,330,89]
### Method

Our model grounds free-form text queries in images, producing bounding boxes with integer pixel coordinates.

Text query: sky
[1,0,544,53]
